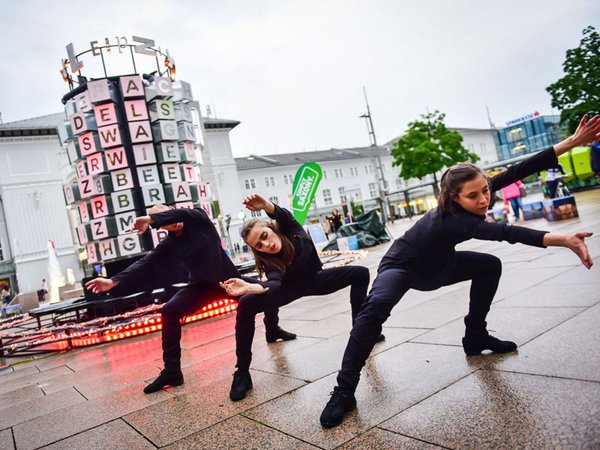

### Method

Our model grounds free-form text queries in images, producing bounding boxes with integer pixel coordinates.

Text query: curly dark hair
[241,218,295,277]
[438,163,488,214]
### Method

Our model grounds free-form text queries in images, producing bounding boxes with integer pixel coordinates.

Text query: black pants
[161,282,281,373]
[235,265,370,371]
[547,179,560,199]
[336,251,502,393]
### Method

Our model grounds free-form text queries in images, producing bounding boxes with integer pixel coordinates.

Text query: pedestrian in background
[501,180,524,221]
[544,163,567,198]
[329,208,344,233]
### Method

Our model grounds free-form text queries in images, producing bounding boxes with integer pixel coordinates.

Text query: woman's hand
[564,232,594,269]
[554,115,600,155]
[243,194,275,215]
[85,278,118,294]
[220,278,251,297]
[128,216,153,235]
[220,278,268,296]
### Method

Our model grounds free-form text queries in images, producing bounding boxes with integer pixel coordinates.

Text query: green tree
[546,26,600,134]
[350,198,365,218]
[390,110,479,195]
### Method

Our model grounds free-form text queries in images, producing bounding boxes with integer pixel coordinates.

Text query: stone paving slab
[245,343,475,449]
[124,371,306,447]
[542,264,600,286]
[380,370,600,449]
[38,419,155,450]
[412,305,584,348]
[0,364,39,379]
[163,415,319,450]
[0,384,45,411]
[493,302,600,382]
[0,428,14,450]
[11,384,171,450]
[0,365,74,396]
[384,286,473,329]
[253,327,424,382]
[0,387,86,430]
[497,283,600,308]
[337,427,443,450]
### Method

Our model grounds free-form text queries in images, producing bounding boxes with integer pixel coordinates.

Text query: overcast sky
[1,0,598,157]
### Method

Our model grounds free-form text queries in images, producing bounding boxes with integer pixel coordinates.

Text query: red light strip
[71,298,237,347]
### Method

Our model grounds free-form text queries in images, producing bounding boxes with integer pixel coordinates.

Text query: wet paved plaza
[1,189,599,449]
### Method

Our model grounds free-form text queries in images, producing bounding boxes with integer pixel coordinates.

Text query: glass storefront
[496,115,565,161]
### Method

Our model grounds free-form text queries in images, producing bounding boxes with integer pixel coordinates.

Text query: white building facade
[0,114,83,295]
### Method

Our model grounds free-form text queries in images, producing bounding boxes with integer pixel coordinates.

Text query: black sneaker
[266,327,297,343]
[319,389,357,428]
[462,334,517,356]
[376,333,386,343]
[143,369,184,394]
[230,370,253,401]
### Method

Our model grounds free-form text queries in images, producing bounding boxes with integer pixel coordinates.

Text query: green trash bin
[571,146,593,180]
[557,152,576,182]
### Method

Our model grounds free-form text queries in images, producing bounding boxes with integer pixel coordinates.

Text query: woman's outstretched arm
[543,231,594,269]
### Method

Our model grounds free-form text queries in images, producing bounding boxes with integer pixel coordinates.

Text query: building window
[250,210,262,218]
[323,189,332,205]
[339,187,347,204]
[334,168,344,178]
[395,178,404,189]
[368,182,377,198]
[265,176,275,187]
[244,178,256,189]
[323,170,328,179]
[269,196,279,205]
[349,167,358,176]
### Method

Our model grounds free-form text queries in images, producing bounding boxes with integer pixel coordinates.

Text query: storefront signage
[506,111,540,127]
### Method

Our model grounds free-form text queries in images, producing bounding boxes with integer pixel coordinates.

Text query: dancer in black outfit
[221,194,381,401]
[85,204,293,394]
[320,114,600,428]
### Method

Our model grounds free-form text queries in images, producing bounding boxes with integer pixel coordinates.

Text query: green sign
[291,162,322,225]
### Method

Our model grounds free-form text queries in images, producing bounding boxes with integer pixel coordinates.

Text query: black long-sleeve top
[258,204,323,292]
[111,208,240,289]
[380,146,558,282]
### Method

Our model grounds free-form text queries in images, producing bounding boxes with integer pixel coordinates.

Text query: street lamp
[360,87,389,223]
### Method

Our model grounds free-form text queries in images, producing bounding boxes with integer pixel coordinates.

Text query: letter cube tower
[61,76,210,275]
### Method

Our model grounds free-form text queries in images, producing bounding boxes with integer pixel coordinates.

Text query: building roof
[202,117,240,130]
[235,146,389,170]
[0,112,65,130]
[0,112,65,138]
[383,126,497,148]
